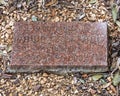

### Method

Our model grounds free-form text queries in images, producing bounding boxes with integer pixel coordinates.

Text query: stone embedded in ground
[7,21,108,73]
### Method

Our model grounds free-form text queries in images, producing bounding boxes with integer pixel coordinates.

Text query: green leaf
[31,15,37,21]
[89,0,97,4]
[92,74,103,81]
[116,20,120,27]
[100,79,107,84]
[0,0,7,5]
[79,79,85,84]
[102,82,111,88]
[0,50,3,55]
[112,4,118,22]
[113,72,120,86]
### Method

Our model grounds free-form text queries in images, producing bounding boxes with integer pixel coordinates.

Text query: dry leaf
[113,72,120,86]
[92,74,103,81]
[102,82,111,88]
[112,4,118,22]
[0,0,7,5]
[7,45,12,52]
[89,0,97,4]
[116,20,120,27]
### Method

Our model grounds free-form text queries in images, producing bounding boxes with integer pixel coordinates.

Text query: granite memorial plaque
[7,21,108,73]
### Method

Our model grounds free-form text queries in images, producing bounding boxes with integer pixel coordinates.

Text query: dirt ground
[0,0,120,96]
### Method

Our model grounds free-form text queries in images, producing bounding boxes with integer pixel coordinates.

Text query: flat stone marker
[7,21,108,73]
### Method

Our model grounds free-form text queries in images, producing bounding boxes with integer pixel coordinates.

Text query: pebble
[72,77,77,84]
[31,15,38,21]
[0,93,3,96]
[74,89,79,94]
[21,17,27,21]
[76,11,85,20]
[13,79,20,84]
[1,22,5,26]
[18,93,23,96]
[33,85,42,92]
[82,74,88,78]
[40,78,47,84]
[0,45,6,50]
[107,76,112,82]
[9,21,14,26]
[17,3,22,9]
[88,88,96,94]
[54,16,60,22]
[47,88,53,92]
[9,93,13,96]
[42,73,48,77]
[3,50,7,54]
[87,13,96,21]
[5,33,9,39]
